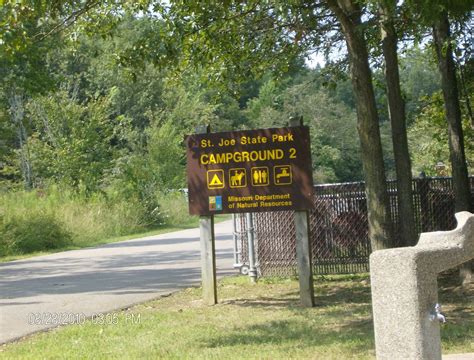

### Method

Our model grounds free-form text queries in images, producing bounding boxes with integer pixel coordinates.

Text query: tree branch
[32,0,102,42]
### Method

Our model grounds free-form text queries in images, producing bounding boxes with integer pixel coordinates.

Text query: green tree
[246,78,284,128]
[147,120,186,190]
[124,0,391,250]
[105,79,217,220]
[406,0,473,214]
[26,90,117,193]
[247,73,363,183]
[327,0,393,249]
[377,0,417,246]
[399,48,441,123]
[433,13,472,213]
[408,92,473,177]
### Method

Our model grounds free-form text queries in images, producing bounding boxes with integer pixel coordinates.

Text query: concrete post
[370,212,473,360]
[295,210,315,307]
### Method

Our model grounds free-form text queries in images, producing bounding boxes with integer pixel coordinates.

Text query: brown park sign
[185,126,314,215]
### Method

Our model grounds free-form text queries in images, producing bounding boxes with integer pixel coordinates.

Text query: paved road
[0,220,235,344]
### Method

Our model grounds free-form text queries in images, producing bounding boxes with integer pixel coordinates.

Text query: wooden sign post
[199,215,217,305]
[186,123,315,307]
[289,117,315,307]
[195,125,217,305]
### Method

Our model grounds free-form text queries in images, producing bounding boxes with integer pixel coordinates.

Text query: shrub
[0,213,72,255]
[62,196,153,246]
[157,190,196,226]
[0,186,196,258]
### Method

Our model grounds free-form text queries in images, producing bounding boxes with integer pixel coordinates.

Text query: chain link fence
[235,176,474,276]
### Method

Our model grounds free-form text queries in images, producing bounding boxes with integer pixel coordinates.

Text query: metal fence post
[246,212,258,283]
[418,175,431,232]
[232,214,240,268]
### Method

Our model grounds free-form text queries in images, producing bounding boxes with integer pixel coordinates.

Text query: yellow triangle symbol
[209,174,223,186]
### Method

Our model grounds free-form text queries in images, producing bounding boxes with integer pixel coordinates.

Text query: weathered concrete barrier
[370,211,473,360]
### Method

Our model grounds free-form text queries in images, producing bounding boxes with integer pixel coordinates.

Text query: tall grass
[156,190,196,227]
[0,187,195,257]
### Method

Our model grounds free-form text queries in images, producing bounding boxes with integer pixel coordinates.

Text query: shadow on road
[0,231,234,299]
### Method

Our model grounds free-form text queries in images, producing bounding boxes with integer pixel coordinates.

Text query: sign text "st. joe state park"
[185,126,314,215]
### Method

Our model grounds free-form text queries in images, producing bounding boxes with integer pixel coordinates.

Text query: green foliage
[247,73,363,183]
[105,81,217,223]
[105,152,163,226]
[246,78,283,126]
[404,0,473,25]
[408,92,473,176]
[157,190,196,226]
[0,1,120,59]
[55,18,169,129]
[26,90,117,192]
[0,186,196,257]
[107,1,337,93]
[155,81,218,130]
[286,87,363,183]
[0,213,71,256]
[0,186,162,256]
[1,0,471,255]
[147,120,186,190]
[0,108,19,188]
[399,47,441,124]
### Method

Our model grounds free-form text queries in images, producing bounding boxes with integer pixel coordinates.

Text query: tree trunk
[433,12,473,285]
[327,0,394,251]
[8,93,33,190]
[379,1,417,247]
[433,13,472,213]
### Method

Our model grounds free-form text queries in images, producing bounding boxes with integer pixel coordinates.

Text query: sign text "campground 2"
[185,126,314,215]
[199,133,295,165]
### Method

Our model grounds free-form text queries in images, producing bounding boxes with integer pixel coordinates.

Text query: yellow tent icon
[207,169,225,189]
[210,174,223,186]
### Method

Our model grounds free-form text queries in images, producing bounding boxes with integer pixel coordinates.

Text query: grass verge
[0,214,231,263]
[0,188,194,257]
[0,184,232,262]
[0,273,471,359]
